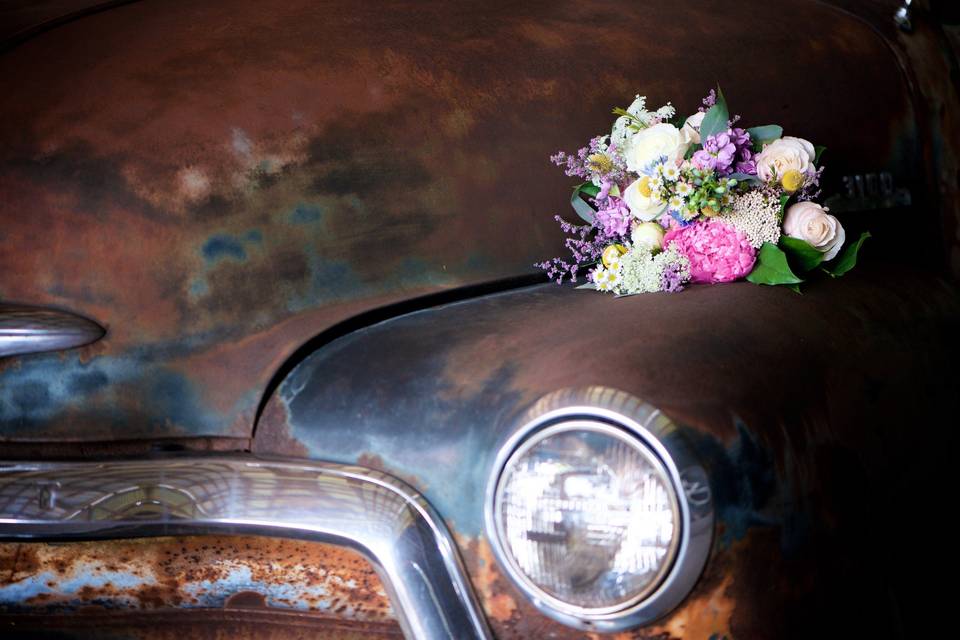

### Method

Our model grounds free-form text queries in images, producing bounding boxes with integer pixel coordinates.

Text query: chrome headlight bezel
[483,387,714,633]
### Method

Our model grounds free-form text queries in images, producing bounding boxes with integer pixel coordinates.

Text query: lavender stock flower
[693,127,755,177]
[594,197,632,236]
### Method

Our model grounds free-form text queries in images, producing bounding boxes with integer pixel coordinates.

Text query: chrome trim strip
[0,456,492,640]
[0,303,104,358]
[484,387,714,633]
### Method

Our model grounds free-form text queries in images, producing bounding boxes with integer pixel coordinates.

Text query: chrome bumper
[0,456,492,640]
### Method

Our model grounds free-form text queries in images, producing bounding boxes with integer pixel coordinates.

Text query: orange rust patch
[0,536,393,622]
[647,573,734,639]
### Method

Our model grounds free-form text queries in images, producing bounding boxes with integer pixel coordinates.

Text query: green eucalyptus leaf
[580,183,600,198]
[727,172,762,186]
[747,242,804,286]
[814,145,827,165]
[699,88,729,141]
[746,124,782,147]
[824,231,870,277]
[785,283,803,294]
[779,236,824,272]
[570,186,596,223]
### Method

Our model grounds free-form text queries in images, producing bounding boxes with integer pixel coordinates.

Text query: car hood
[0,0,916,441]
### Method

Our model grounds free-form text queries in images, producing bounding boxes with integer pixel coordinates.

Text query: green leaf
[823,231,870,277]
[570,185,595,223]
[746,124,782,147]
[779,236,824,272]
[727,172,761,186]
[699,87,729,141]
[785,283,803,294]
[579,183,600,198]
[747,242,804,286]
[814,145,826,165]
[779,194,790,217]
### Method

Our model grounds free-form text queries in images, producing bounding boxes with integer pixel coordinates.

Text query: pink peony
[663,219,756,283]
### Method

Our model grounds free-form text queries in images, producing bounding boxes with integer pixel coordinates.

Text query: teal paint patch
[189,278,209,298]
[0,343,232,437]
[202,235,247,262]
[290,203,323,224]
[285,244,367,312]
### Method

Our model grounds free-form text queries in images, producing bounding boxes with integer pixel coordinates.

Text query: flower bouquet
[537,88,869,294]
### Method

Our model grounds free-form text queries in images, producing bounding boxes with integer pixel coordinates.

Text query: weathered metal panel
[0,535,398,636]
[0,0,919,441]
[255,269,960,638]
[1,609,402,640]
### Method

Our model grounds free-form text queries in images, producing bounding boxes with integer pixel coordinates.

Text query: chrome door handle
[0,303,104,358]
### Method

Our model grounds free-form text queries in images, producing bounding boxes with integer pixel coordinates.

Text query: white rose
[783,201,846,261]
[755,136,815,182]
[680,111,706,145]
[624,123,690,173]
[623,176,667,222]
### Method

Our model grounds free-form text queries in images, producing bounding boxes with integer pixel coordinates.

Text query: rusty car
[1,0,958,638]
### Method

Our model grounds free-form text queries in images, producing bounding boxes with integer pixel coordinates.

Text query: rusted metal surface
[256,266,960,637]
[831,0,960,279]
[0,0,921,442]
[0,609,402,640]
[0,535,396,625]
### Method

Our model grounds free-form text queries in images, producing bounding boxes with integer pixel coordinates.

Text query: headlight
[485,388,713,632]
[494,422,679,611]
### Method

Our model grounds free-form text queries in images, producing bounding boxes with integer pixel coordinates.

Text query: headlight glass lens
[494,423,680,611]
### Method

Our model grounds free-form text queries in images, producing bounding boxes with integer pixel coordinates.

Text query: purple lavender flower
[535,214,629,284]
[699,89,717,112]
[797,166,825,201]
[660,261,687,292]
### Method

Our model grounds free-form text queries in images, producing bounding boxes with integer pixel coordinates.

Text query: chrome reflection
[0,456,491,640]
[0,303,104,358]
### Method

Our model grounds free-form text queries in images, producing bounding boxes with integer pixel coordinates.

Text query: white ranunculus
[632,221,665,252]
[783,201,846,260]
[755,136,815,182]
[680,111,706,145]
[624,123,690,173]
[623,177,668,222]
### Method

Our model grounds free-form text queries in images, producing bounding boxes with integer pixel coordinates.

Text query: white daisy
[650,178,666,199]
[592,267,615,292]
[662,165,680,182]
[676,182,693,197]
[668,195,684,211]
